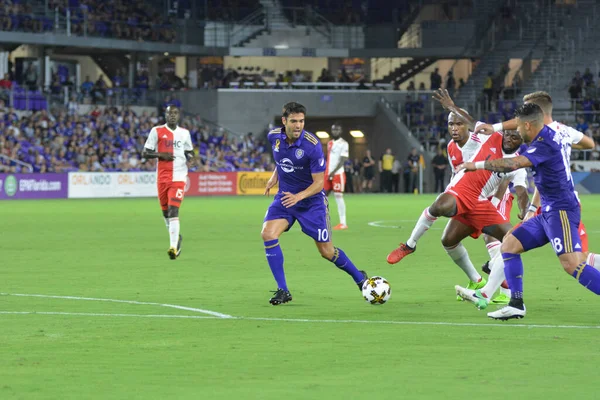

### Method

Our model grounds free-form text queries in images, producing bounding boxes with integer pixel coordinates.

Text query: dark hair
[332,121,342,128]
[514,102,544,123]
[282,102,306,118]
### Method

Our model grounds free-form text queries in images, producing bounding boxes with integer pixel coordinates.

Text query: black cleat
[481,260,491,275]
[269,289,292,305]
[176,234,183,257]
[357,270,369,291]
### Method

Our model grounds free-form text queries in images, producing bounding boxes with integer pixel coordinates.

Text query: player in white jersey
[323,123,349,230]
[142,105,195,260]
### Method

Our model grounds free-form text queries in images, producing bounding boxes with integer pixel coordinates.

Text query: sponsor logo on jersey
[162,134,168,139]
[280,158,295,173]
[490,147,497,154]
[165,140,183,148]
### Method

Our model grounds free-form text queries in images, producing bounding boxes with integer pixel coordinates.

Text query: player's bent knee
[261,229,279,242]
[167,206,179,219]
[440,235,459,248]
[500,234,524,254]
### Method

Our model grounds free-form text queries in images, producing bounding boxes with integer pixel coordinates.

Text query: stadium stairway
[452,0,561,112]
[520,0,599,110]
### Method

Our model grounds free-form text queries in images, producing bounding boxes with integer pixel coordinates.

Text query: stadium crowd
[0,104,273,174]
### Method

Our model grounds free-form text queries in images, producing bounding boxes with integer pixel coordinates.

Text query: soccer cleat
[455,286,490,310]
[176,234,183,257]
[167,247,177,260]
[481,260,491,275]
[333,223,348,230]
[386,243,415,264]
[269,289,292,305]
[357,270,369,291]
[487,305,526,320]
[490,292,510,305]
[456,277,487,301]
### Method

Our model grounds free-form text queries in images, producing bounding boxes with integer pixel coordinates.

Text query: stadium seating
[0,106,272,174]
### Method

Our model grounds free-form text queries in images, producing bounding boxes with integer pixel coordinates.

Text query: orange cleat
[333,223,348,230]
[386,243,415,264]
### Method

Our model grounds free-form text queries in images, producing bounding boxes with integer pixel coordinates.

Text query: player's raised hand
[281,191,301,208]
[157,152,175,161]
[264,175,278,196]
[432,89,455,110]
[457,162,477,172]
[474,123,495,135]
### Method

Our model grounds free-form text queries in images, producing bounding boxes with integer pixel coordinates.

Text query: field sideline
[2,194,600,399]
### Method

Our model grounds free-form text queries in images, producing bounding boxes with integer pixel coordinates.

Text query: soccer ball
[362,276,391,305]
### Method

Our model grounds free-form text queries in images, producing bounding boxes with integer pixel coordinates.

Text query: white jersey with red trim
[448,132,527,200]
[144,124,193,183]
[326,137,349,176]
[447,121,492,174]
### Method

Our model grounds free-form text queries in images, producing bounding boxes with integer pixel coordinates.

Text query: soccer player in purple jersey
[261,102,369,305]
[458,103,600,320]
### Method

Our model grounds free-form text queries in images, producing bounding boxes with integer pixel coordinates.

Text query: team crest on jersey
[295,149,304,159]
[274,139,280,152]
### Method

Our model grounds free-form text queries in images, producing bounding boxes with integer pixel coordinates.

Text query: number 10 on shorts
[318,228,329,242]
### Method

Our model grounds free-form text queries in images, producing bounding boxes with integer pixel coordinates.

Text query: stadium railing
[226,82,395,90]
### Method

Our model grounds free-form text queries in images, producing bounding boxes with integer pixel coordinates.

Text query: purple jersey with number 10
[263,127,331,243]
[521,125,579,211]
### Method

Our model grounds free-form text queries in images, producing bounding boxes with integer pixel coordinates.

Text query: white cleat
[487,305,526,321]
[454,285,490,310]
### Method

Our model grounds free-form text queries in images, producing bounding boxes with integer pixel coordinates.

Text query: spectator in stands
[430,68,442,90]
[379,148,394,193]
[362,150,375,193]
[431,148,448,193]
[406,147,420,193]
[24,63,38,90]
[391,157,401,193]
[576,115,589,134]
[445,70,456,98]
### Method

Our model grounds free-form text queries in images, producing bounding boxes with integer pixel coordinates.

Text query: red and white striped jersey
[447,121,492,174]
[144,124,193,183]
[447,132,526,200]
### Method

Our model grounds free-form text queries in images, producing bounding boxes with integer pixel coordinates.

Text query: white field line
[2,309,600,330]
[3,292,600,330]
[0,292,233,319]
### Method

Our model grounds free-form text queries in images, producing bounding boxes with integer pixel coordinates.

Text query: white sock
[164,217,170,231]
[586,253,600,269]
[481,254,506,298]
[407,207,437,248]
[334,192,347,226]
[500,286,511,297]
[486,240,501,262]
[168,217,180,248]
[444,243,482,282]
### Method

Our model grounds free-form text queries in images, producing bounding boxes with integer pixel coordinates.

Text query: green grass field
[2,194,600,399]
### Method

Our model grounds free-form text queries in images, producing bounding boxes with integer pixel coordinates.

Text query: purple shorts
[512,208,582,256]
[264,192,331,242]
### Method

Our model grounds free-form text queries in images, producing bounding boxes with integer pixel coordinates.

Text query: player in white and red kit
[323,123,349,230]
[142,105,195,260]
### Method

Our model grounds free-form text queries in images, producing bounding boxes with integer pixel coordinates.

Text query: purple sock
[330,247,364,284]
[264,240,287,291]
[503,252,524,300]
[572,262,600,294]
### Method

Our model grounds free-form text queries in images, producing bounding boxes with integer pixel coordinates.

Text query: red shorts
[323,173,345,193]
[157,181,186,211]
[446,190,509,239]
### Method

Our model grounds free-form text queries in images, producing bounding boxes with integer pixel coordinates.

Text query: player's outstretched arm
[458,155,533,173]
[281,172,324,208]
[142,147,175,161]
[572,134,595,150]
[433,89,476,131]
[474,119,518,135]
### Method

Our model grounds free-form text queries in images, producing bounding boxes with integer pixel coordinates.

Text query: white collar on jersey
[163,124,178,133]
